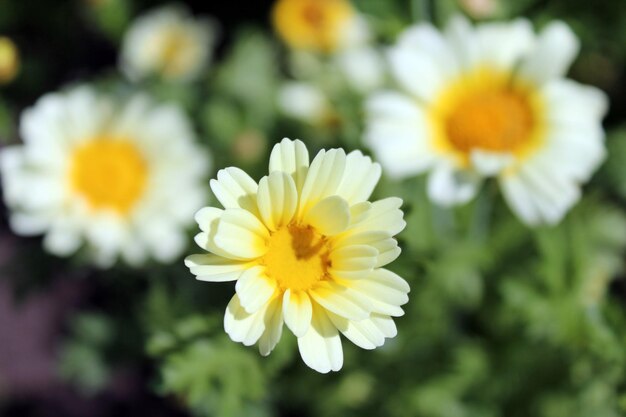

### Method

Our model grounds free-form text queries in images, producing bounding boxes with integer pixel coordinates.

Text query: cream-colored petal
[185,253,250,282]
[258,296,284,356]
[329,245,378,280]
[269,138,309,192]
[309,281,369,320]
[302,196,350,236]
[283,289,313,337]
[334,151,381,205]
[299,148,346,216]
[327,313,396,350]
[427,163,482,207]
[210,167,259,214]
[341,268,410,317]
[257,171,297,231]
[194,206,222,232]
[224,294,267,346]
[235,266,277,314]
[346,197,406,237]
[297,304,343,373]
[213,209,269,259]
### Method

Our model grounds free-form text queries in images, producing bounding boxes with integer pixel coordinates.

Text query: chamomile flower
[0,87,210,266]
[272,0,383,92]
[120,4,217,83]
[365,17,608,225]
[185,138,409,373]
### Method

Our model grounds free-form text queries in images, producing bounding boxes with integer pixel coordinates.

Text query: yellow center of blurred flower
[263,223,331,291]
[158,28,195,78]
[272,0,354,53]
[431,69,544,163]
[0,37,20,85]
[70,138,148,213]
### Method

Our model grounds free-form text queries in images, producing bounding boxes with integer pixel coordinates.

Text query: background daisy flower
[185,138,409,373]
[0,86,210,266]
[120,4,217,83]
[365,16,608,225]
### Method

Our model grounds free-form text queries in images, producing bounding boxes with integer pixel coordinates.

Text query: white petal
[519,21,579,85]
[43,222,82,256]
[470,150,514,175]
[302,196,350,236]
[224,294,267,346]
[346,197,406,236]
[185,254,250,282]
[475,19,534,69]
[257,171,297,231]
[213,209,269,259]
[327,313,396,350]
[365,92,436,178]
[210,167,259,214]
[269,138,310,193]
[194,207,222,232]
[235,266,277,314]
[258,296,284,356]
[282,289,313,337]
[542,79,608,128]
[299,148,346,215]
[445,15,480,70]
[329,245,378,280]
[297,305,343,373]
[309,280,370,320]
[341,268,410,317]
[427,163,481,206]
[335,151,381,205]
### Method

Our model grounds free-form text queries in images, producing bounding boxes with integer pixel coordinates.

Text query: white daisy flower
[120,4,217,83]
[0,86,210,267]
[365,17,608,225]
[185,138,409,373]
[277,81,330,124]
[272,0,383,92]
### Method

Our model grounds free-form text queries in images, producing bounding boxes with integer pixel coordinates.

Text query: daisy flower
[365,17,608,225]
[185,138,409,373]
[0,86,210,266]
[272,0,383,92]
[120,4,217,83]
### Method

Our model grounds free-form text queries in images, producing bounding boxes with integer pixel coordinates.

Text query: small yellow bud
[0,37,20,85]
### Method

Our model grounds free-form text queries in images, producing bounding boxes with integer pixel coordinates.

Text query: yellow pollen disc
[0,37,20,85]
[262,224,331,292]
[157,28,195,77]
[431,69,544,163]
[272,0,354,53]
[69,138,148,213]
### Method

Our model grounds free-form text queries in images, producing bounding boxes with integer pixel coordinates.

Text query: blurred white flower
[273,0,383,93]
[186,138,409,373]
[365,17,608,225]
[277,82,330,123]
[120,5,217,83]
[0,87,210,267]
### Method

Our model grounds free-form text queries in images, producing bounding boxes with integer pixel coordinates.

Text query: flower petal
[346,197,406,237]
[269,138,310,193]
[235,266,277,313]
[519,21,579,85]
[224,294,267,346]
[299,148,346,215]
[213,209,269,259]
[329,245,378,280]
[283,289,313,337]
[257,171,298,231]
[210,167,259,214]
[309,280,370,320]
[341,268,410,317]
[335,151,382,205]
[185,253,251,282]
[258,296,284,356]
[297,304,343,373]
[327,312,397,350]
[427,163,481,207]
[302,195,350,236]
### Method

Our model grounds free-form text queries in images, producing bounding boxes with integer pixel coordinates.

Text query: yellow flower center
[262,223,331,292]
[157,28,195,78]
[69,138,148,213]
[431,69,544,163]
[272,0,354,53]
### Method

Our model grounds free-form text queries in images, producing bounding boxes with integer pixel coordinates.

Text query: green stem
[411,0,431,23]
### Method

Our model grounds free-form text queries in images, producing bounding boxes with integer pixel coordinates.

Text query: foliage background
[1,0,626,416]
